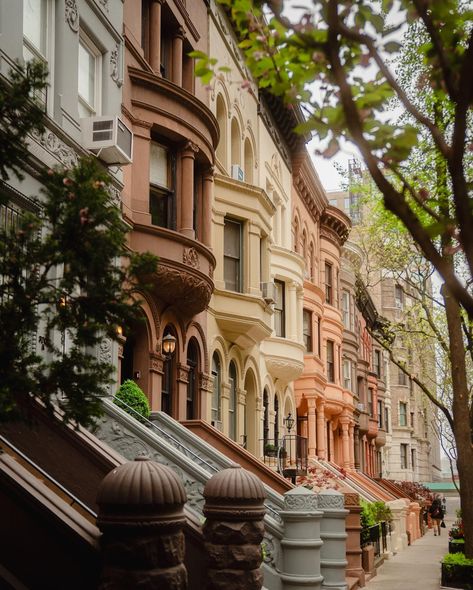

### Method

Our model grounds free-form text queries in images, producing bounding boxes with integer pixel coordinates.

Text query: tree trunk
[443,286,473,558]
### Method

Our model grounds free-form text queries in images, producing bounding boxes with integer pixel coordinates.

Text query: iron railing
[261,435,308,480]
[360,521,390,557]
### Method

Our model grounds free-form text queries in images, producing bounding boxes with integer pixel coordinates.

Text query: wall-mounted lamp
[116,325,123,336]
[162,333,177,358]
[284,412,295,434]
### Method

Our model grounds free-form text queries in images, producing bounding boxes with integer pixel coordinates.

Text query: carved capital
[150,353,164,373]
[317,489,345,510]
[343,492,360,507]
[182,141,199,156]
[284,487,318,513]
[65,0,79,32]
[200,373,213,392]
[177,363,190,383]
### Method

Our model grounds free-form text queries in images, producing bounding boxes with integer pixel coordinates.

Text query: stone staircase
[95,399,286,590]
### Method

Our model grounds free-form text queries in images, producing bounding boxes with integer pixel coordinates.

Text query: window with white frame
[23,0,47,60]
[343,358,352,391]
[342,290,352,330]
[224,218,242,293]
[78,32,102,117]
[274,280,285,337]
[303,309,312,352]
[399,401,408,426]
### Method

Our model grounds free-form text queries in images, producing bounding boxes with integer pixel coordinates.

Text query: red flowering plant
[297,464,347,492]
[392,480,433,502]
[449,520,465,541]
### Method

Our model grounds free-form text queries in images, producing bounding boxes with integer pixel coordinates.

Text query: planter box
[441,562,473,590]
[449,540,466,554]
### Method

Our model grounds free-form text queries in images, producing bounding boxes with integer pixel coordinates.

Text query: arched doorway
[211,352,222,429]
[244,369,258,455]
[229,361,237,441]
[186,339,199,419]
[263,388,269,447]
[121,315,150,396]
[161,324,177,417]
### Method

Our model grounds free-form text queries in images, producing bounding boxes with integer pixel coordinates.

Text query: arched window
[231,118,241,167]
[186,339,199,419]
[274,395,280,446]
[162,325,177,416]
[263,388,269,447]
[244,138,254,184]
[229,361,238,441]
[211,352,222,427]
[216,95,227,168]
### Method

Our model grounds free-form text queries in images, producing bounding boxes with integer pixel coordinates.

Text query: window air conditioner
[357,402,365,412]
[81,115,133,165]
[261,281,276,303]
[231,164,244,182]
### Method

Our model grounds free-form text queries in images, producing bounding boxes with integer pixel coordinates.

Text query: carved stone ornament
[284,486,318,512]
[110,43,123,88]
[317,489,345,510]
[344,492,361,507]
[183,247,199,269]
[65,0,79,32]
[98,338,113,364]
[155,263,213,317]
[31,129,79,168]
[97,0,109,10]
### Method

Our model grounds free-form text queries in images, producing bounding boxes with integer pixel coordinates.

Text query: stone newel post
[280,486,324,590]
[317,489,348,590]
[96,457,188,589]
[203,464,266,590]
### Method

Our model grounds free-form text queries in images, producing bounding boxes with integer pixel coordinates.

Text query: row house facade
[0,0,124,385]
[328,187,441,483]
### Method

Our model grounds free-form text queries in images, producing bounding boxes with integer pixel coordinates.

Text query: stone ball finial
[97,457,187,527]
[203,465,266,521]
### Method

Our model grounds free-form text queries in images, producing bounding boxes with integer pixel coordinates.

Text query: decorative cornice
[320,205,351,246]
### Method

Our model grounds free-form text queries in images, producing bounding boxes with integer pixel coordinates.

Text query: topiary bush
[114,379,150,423]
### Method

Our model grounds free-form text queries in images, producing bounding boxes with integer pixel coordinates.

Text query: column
[308,400,317,457]
[149,0,163,74]
[328,420,335,462]
[340,418,351,470]
[316,402,326,460]
[97,458,187,589]
[248,223,261,295]
[202,167,214,248]
[180,142,199,238]
[348,423,355,469]
[354,426,360,470]
[149,352,164,412]
[287,281,298,340]
[280,487,323,590]
[203,466,266,590]
[172,27,184,86]
[177,363,189,420]
[317,489,348,590]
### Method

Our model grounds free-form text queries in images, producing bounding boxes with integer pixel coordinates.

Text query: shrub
[114,380,150,422]
[442,552,473,568]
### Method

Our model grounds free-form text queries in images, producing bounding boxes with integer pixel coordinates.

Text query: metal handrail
[111,397,283,523]
[0,434,97,518]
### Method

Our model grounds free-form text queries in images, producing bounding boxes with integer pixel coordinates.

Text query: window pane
[23,0,45,53]
[224,220,241,257]
[150,142,169,188]
[78,41,96,108]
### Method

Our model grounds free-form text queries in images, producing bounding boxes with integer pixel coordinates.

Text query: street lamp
[162,333,177,358]
[284,412,295,434]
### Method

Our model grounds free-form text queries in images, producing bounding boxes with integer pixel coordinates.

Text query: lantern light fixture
[162,333,177,357]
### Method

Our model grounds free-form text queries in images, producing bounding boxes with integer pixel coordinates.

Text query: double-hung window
[224,219,242,292]
[23,0,50,106]
[399,402,408,426]
[342,290,351,329]
[343,358,352,391]
[274,280,285,337]
[78,32,102,118]
[326,340,335,382]
[325,262,333,304]
[303,309,312,352]
[400,443,408,469]
[149,141,175,229]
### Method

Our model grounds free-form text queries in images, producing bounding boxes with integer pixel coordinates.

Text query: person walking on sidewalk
[429,495,445,536]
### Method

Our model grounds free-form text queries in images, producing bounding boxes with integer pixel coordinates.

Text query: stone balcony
[211,290,273,349]
[262,337,305,384]
[131,223,215,318]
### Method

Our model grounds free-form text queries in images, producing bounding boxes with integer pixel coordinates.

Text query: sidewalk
[366,499,459,590]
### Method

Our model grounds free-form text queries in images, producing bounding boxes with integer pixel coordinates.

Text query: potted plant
[441,553,473,590]
[264,443,277,457]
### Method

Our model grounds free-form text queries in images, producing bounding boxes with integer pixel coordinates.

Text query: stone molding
[284,486,318,512]
[65,0,79,32]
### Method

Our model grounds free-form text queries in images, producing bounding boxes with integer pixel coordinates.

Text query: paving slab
[366,497,460,590]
